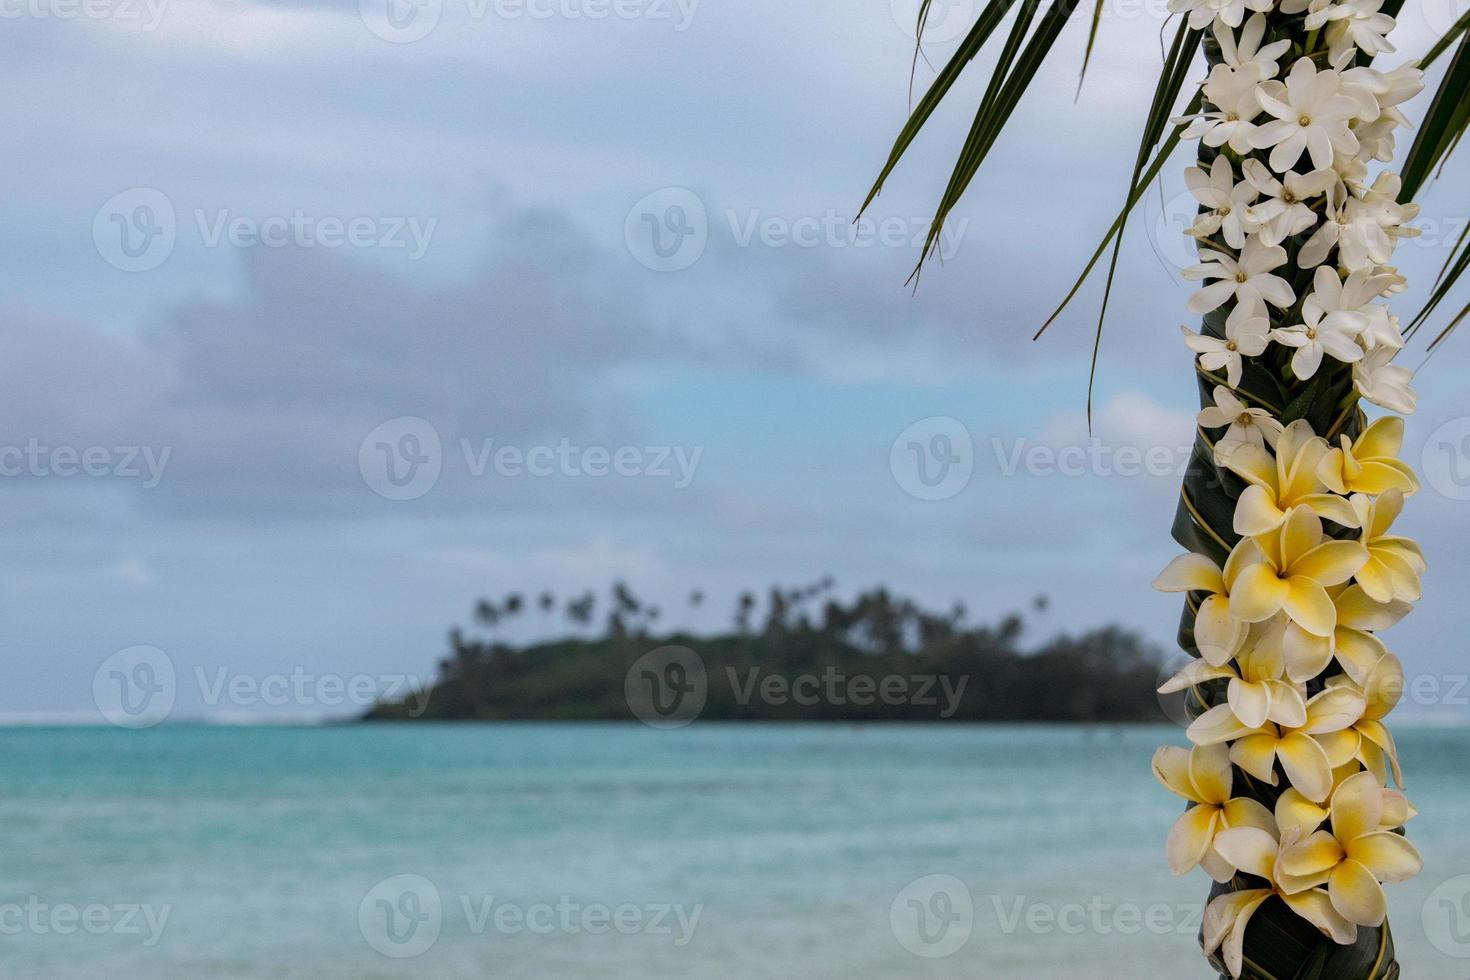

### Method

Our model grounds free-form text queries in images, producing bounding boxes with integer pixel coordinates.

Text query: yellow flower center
[1235,272,1248,283]
[1299,115,1312,127]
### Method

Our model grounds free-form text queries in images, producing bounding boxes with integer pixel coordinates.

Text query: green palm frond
[867,1,1470,359]
[1401,28,1470,345]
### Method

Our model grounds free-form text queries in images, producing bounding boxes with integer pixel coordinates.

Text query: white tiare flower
[1180,65,1268,153]
[1169,0,1272,31]
[1299,175,1419,272]
[1216,14,1290,78]
[1186,157,1258,248]
[1273,281,1368,380]
[1354,347,1418,414]
[1374,62,1426,127]
[1318,269,1404,351]
[1185,237,1295,314]
[1299,182,1350,269]
[1370,265,1408,295]
[1199,384,1285,453]
[1323,0,1397,62]
[1332,152,1370,199]
[1182,303,1272,386]
[1340,173,1421,272]
[1354,117,1399,163]
[1341,63,1420,162]
[1251,59,1360,172]
[1359,305,1405,351]
[1309,265,1390,318]
[1240,159,1335,246]
[1300,0,1360,30]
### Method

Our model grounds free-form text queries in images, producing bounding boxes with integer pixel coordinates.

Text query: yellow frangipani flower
[1159,619,1306,729]
[1152,743,1275,881]
[1221,420,1361,536]
[1152,550,1254,665]
[1280,584,1411,684]
[1317,415,1419,496]
[1275,767,1417,841]
[1189,685,1364,802]
[1278,771,1424,927]
[1350,490,1426,603]
[1229,506,1370,637]
[1206,823,1357,978]
[1312,656,1407,787]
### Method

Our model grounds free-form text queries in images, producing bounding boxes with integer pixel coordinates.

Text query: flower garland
[1150,2,1428,975]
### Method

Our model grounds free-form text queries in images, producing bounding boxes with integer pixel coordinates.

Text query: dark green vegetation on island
[363,580,1168,722]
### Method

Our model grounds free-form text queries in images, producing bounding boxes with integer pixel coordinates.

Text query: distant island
[362,580,1166,722]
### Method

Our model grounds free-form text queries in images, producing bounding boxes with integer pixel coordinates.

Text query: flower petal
[1290,541,1370,587]
[1197,596,1248,666]
[1331,770,1385,843]
[1154,552,1227,593]
[1152,745,1200,801]
[1204,889,1271,964]
[1279,731,1335,802]
[1347,830,1422,883]
[1190,742,1235,805]
[1304,685,1367,734]
[1235,484,1288,536]
[1266,680,1308,728]
[1160,658,1236,694]
[1232,564,1291,623]
[1223,891,1272,979]
[1168,803,1221,875]
[1276,787,1329,838]
[1229,679,1273,730]
[1330,859,1388,926]
[1284,577,1338,637]
[1283,622,1333,682]
[1231,732,1281,784]
[1215,826,1280,879]
[1190,703,1254,746]
[1282,829,1346,877]
[1281,888,1358,945]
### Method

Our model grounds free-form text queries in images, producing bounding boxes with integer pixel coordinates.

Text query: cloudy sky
[2,0,1468,721]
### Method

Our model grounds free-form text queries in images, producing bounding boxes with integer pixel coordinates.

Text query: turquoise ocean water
[3,724,1469,978]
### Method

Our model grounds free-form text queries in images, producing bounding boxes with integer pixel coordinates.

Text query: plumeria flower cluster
[1152,423,1425,971]
[1155,3,1429,974]
[1173,13,1424,415]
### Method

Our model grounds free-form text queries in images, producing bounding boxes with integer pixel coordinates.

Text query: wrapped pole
[1152,3,1427,976]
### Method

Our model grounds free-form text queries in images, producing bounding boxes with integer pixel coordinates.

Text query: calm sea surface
[3,724,1469,978]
